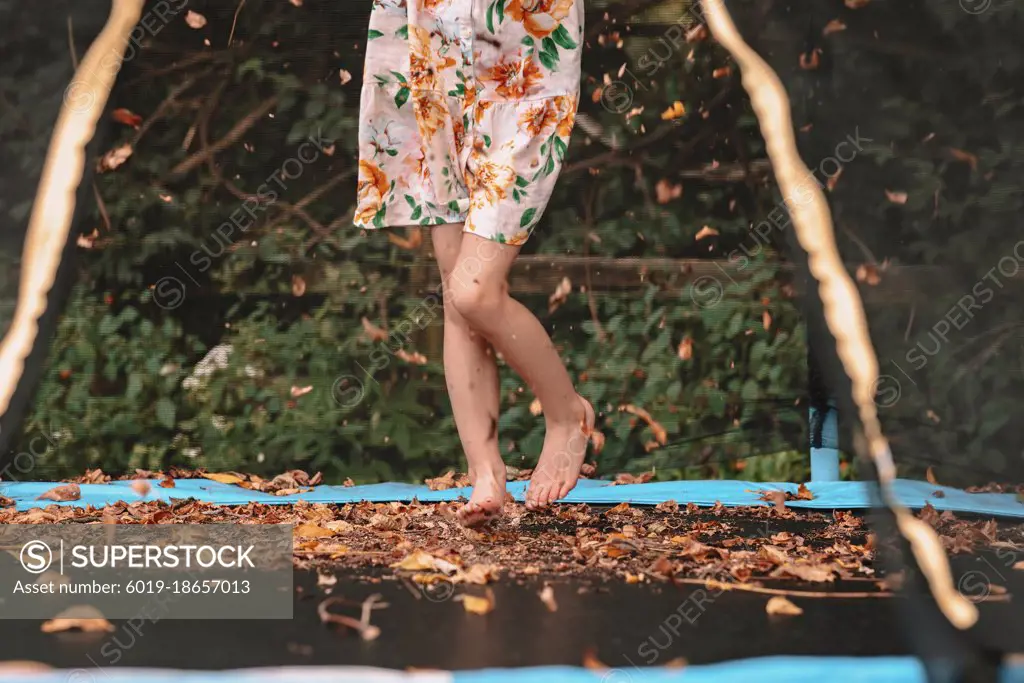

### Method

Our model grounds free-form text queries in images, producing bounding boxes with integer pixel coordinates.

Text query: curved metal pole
[698,0,977,630]
[0,0,145,446]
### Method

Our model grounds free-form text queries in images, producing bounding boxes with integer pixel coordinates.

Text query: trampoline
[2,0,1024,681]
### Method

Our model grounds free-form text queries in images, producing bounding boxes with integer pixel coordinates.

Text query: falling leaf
[97,144,133,173]
[926,467,938,486]
[763,311,772,331]
[548,277,572,313]
[686,25,708,42]
[292,275,307,297]
[36,484,80,502]
[694,225,719,240]
[677,337,693,361]
[823,19,847,35]
[159,476,175,488]
[799,49,821,70]
[387,226,423,250]
[827,167,843,191]
[885,190,908,205]
[766,596,803,616]
[582,647,608,671]
[459,589,495,615]
[655,179,683,204]
[77,229,99,249]
[618,404,668,445]
[856,264,881,286]
[665,658,688,669]
[0,663,50,673]
[201,472,245,485]
[712,67,732,79]
[289,0,303,5]
[339,69,352,85]
[538,585,558,612]
[184,10,208,28]
[41,606,114,633]
[291,385,313,398]
[661,101,686,120]
[844,0,870,7]
[1013,561,1024,570]
[529,397,543,416]
[130,480,151,497]
[949,148,978,170]
[111,108,142,127]
[395,349,428,365]
[361,317,389,342]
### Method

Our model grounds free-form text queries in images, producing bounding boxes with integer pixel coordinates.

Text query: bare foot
[525,396,595,510]
[457,463,506,526]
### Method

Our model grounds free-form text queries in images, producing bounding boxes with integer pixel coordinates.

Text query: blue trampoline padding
[2,478,1022,518]
[1,659,1023,683]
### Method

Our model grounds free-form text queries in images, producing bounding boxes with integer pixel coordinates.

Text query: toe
[533,484,551,508]
[556,481,573,501]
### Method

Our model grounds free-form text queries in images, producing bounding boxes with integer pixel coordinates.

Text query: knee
[446,277,505,324]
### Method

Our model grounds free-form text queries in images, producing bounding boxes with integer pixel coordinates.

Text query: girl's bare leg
[432,224,506,525]
[446,232,594,511]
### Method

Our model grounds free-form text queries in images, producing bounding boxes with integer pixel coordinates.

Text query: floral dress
[354,0,584,246]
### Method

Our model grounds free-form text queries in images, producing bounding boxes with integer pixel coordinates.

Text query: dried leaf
[111,108,142,127]
[361,317,388,342]
[844,0,870,7]
[184,10,208,28]
[459,589,495,615]
[425,471,469,491]
[292,275,307,297]
[766,596,803,616]
[712,67,732,79]
[159,476,175,488]
[582,647,608,671]
[549,277,572,313]
[823,19,847,35]
[130,480,151,497]
[799,49,821,70]
[856,263,881,286]
[36,484,80,502]
[395,349,428,365]
[618,404,668,445]
[926,467,938,485]
[294,523,335,538]
[41,606,114,633]
[386,226,423,250]
[885,190,908,205]
[97,144,133,173]
[538,585,558,612]
[529,397,543,416]
[655,179,683,204]
[763,311,772,331]
[695,225,719,241]
[795,483,814,500]
[1013,561,1024,570]
[660,101,686,121]
[339,69,352,85]
[201,472,245,485]
[949,148,978,170]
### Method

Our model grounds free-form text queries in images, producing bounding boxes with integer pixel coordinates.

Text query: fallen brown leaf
[796,483,814,500]
[201,472,245,485]
[36,484,80,502]
[159,476,175,488]
[41,606,114,633]
[766,596,803,616]
[294,524,336,538]
[130,480,151,497]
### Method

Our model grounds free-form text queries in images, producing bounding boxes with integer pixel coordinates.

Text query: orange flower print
[555,94,577,136]
[453,118,466,155]
[506,0,575,39]
[468,156,517,209]
[474,99,494,125]
[355,160,390,225]
[413,94,448,142]
[483,55,543,100]
[519,99,560,137]
[506,230,532,246]
[409,25,456,90]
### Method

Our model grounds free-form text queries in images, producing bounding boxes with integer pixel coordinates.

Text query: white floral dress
[354,0,584,245]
